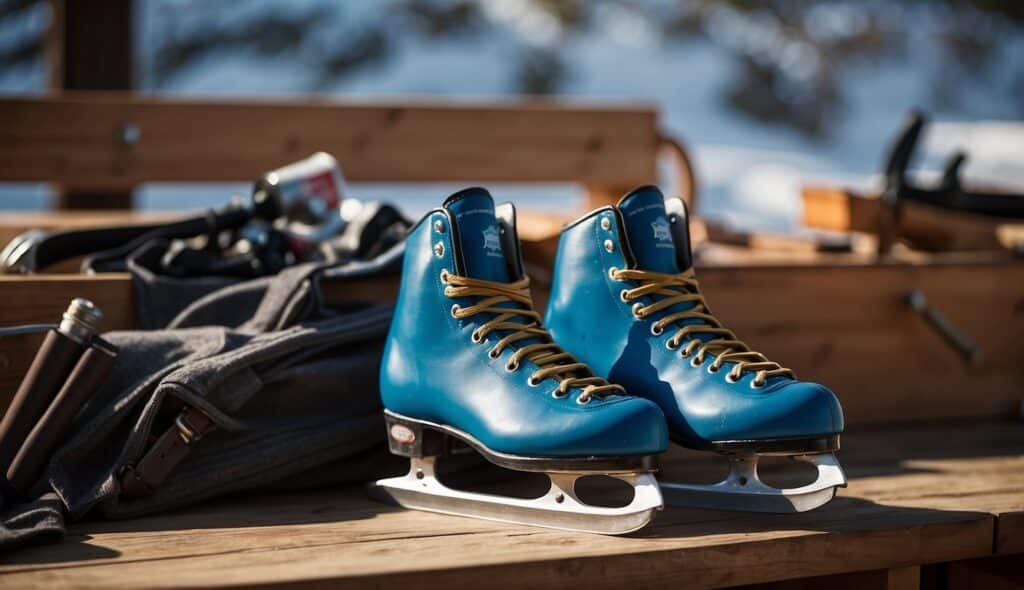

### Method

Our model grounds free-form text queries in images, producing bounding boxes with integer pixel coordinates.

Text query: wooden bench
[1,93,1022,589]
[0,420,1020,589]
[3,214,1022,427]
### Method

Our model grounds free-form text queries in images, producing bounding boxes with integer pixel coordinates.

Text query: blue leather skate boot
[369,187,668,534]
[545,186,846,513]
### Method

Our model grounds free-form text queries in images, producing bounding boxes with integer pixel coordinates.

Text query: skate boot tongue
[444,188,510,282]
[617,186,680,274]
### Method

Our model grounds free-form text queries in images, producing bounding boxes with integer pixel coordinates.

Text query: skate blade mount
[369,456,663,535]
[660,452,847,513]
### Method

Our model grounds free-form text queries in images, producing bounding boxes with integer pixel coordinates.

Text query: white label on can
[389,424,416,444]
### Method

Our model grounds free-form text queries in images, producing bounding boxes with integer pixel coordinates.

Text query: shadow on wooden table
[3,419,1016,568]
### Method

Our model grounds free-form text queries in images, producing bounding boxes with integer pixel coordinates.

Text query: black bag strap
[1,207,252,274]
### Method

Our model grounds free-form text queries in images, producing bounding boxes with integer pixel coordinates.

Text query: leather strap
[120,407,216,498]
[5,206,252,274]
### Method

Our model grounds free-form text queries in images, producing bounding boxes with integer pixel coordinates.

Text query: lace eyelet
[600,217,612,230]
[433,242,445,258]
[527,375,541,387]
[725,373,740,384]
[439,269,450,284]
[707,363,720,374]
[608,266,619,280]
[505,360,520,372]
[665,338,678,350]
[576,394,592,405]
[650,323,663,336]
[488,348,500,359]
[450,304,461,318]
[631,302,644,318]
[471,330,483,344]
[750,378,766,389]
[619,289,630,302]
[690,356,703,368]
[679,347,691,358]
[552,389,569,399]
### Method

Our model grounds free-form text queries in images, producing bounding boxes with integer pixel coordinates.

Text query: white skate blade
[368,456,663,535]
[660,452,847,513]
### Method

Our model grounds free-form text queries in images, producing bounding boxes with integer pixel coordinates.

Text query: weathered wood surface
[801,185,1024,252]
[4,256,1022,425]
[0,420,1019,589]
[0,94,659,191]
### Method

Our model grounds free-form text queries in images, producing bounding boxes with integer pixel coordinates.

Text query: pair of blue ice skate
[370,186,846,534]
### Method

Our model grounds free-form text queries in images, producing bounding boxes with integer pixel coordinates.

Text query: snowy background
[1,0,1022,233]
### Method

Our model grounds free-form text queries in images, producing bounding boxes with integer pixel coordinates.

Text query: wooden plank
[0,482,995,589]
[802,185,880,234]
[0,421,1013,589]
[2,256,1023,424]
[0,274,135,407]
[731,567,919,590]
[695,262,1024,425]
[0,515,991,590]
[801,185,1023,251]
[0,94,659,190]
[0,274,135,329]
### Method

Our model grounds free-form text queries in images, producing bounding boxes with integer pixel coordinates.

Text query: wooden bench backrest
[1,95,1022,427]
[0,93,659,193]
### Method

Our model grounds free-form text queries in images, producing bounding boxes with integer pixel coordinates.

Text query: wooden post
[46,0,135,209]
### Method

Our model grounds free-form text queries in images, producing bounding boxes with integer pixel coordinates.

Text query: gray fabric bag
[1,253,404,551]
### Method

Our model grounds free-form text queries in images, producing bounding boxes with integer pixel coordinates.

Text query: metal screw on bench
[0,299,103,472]
[118,122,141,146]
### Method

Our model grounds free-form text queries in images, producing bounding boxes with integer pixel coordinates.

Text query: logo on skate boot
[482,225,502,258]
[389,424,416,444]
[651,217,672,244]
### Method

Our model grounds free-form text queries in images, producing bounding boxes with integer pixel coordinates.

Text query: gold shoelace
[612,267,793,387]
[442,270,624,403]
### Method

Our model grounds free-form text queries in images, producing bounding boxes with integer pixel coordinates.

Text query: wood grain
[0,94,659,190]
[801,185,1024,252]
[2,256,1022,424]
[0,421,1018,589]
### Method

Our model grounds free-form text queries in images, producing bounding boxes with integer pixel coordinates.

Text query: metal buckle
[175,412,203,445]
